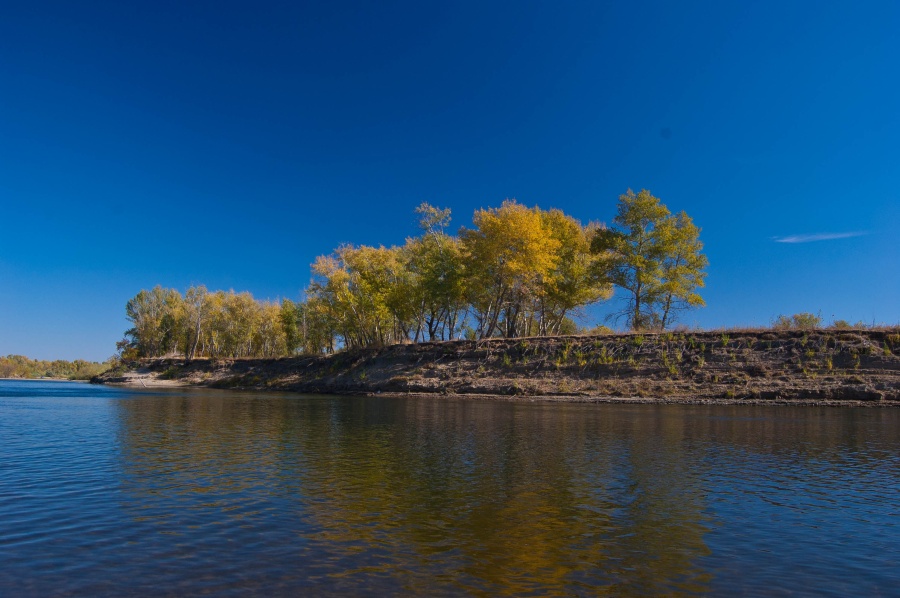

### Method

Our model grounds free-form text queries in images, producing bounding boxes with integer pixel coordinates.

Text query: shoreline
[366,391,898,407]
[95,329,900,407]
[93,380,899,407]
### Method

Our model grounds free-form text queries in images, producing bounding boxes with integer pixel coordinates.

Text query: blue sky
[1,0,898,361]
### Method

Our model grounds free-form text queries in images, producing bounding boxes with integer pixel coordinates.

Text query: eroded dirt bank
[94,329,900,405]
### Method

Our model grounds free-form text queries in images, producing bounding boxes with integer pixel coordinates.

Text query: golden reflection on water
[112,393,899,595]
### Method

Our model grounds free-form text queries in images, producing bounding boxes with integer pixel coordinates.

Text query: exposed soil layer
[94,329,900,406]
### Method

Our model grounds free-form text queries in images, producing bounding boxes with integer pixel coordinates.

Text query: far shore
[1,377,90,382]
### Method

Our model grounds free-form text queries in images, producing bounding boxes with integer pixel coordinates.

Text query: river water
[1,380,898,596]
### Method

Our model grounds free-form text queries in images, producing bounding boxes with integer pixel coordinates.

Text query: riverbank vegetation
[0,355,114,380]
[121,190,710,359]
[97,328,900,404]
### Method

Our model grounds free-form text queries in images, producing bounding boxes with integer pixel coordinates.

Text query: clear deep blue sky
[2,1,898,361]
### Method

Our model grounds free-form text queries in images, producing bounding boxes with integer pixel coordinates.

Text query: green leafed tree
[406,203,467,341]
[655,211,708,329]
[124,285,183,357]
[592,189,707,330]
[280,298,303,354]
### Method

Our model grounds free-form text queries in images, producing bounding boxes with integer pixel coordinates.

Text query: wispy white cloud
[773,231,868,244]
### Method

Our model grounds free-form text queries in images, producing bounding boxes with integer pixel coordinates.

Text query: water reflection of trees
[114,394,898,594]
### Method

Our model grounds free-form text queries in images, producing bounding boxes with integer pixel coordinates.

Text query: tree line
[121,190,708,359]
[0,355,114,380]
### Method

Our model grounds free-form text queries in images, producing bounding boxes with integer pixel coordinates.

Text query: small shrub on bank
[773,312,822,330]
[159,366,180,380]
[583,325,614,335]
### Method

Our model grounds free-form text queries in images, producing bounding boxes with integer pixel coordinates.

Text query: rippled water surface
[1,381,898,596]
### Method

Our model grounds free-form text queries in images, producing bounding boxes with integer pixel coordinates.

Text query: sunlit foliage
[406,203,467,341]
[122,193,707,357]
[592,190,707,330]
[461,200,561,338]
[122,286,300,359]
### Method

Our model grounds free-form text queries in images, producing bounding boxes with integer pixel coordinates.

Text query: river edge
[93,329,900,406]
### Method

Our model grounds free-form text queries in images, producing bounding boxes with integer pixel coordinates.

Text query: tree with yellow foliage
[307,244,419,348]
[460,200,561,338]
[537,209,614,335]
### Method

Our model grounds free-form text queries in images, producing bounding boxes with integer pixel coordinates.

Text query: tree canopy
[591,190,707,330]
[120,192,707,359]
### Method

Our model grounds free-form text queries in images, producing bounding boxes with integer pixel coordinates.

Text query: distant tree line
[0,355,113,380]
[120,286,298,360]
[121,191,709,359]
